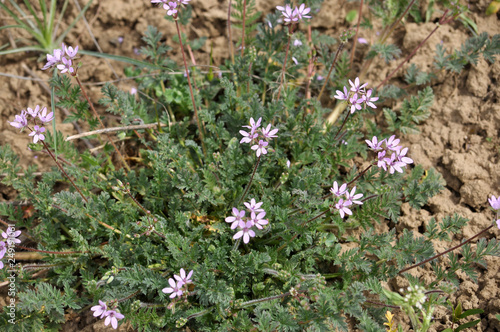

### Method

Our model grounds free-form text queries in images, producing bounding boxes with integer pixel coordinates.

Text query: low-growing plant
[1,0,500,331]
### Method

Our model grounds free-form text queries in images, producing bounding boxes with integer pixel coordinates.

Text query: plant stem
[380,0,417,44]
[117,290,141,303]
[349,0,364,70]
[238,155,261,205]
[240,0,247,57]
[239,291,294,308]
[227,0,235,65]
[74,76,130,171]
[398,224,494,274]
[187,308,211,320]
[16,245,86,255]
[276,26,292,101]
[333,111,351,140]
[277,210,328,252]
[318,42,345,100]
[41,140,88,203]
[175,19,206,155]
[376,10,457,89]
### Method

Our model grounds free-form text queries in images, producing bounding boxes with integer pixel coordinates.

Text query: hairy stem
[241,0,247,57]
[398,224,494,274]
[227,0,235,64]
[41,140,88,203]
[349,0,364,70]
[16,245,86,255]
[238,155,261,205]
[276,26,292,101]
[175,19,206,154]
[318,42,345,100]
[74,76,130,171]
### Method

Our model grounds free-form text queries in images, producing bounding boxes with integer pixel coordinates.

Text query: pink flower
[295,3,311,19]
[365,136,384,151]
[244,199,264,214]
[29,125,46,143]
[42,48,63,70]
[363,89,379,109]
[292,56,298,65]
[225,208,245,229]
[0,241,6,259]
[38,106,54,123]
[90,300,107,319]
[27,105,41,118]
[349,93,363,114]
[330,181,347,197]
[385,135,401,152]
[243,117,262,133]
[249,211,268,230]
[358,37,368,44]
[57,57,74,74]
[335,199,352,219]
[251,140,269,157]
[496,219,500,230]
[2,230,21,246]
[293,39,302,46]
[489,195,500,210]
[346,187,363,205]
[174,268,193,286]
[261,124,278,140]
[163,1,178,16]
[63,44,79,58]
[162,278,184,298]
[104,310,125,330]
[334,86,350,101]
[276,4,298,23]
[9,111,28,130]
[348,77,367,93]
[233,221,256,244]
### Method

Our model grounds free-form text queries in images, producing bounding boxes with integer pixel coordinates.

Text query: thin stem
[74,76,130,171]
[66,123,168,141]
[187,308,211,320]
[376,10,457,89]
[349,0,364,70]
[41,140,88,203]
[227,0,235,65]
[277,210,328,252]
[117,290,141,303]
[333,111,351,140]
[239,291,293,308]
[240,0,247,57]
[276,26,292,101]
[380,0,417,44]
[318,42,345,100]
[238,155,261,205]
[16,245,86,255]
[232,238,241,251]
[364,300,400,309]
[399,224,494,275]
[175,19,206,154]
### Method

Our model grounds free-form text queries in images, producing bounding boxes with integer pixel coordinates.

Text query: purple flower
[162,278,184,298]
[334,86,350,101]
[276,4,298,23]
[385,153,406,174]
[295,3,311,19]
[249,211,268,230]
[346,187,363,205]
[358,37,368,44]
[335,199,352,219]
[261,124,278,140]
[397,147,413,166]
[0,241,6,259]
[497,220,500,230]
[293,39,302,46]
[292,56,298,65]
[363,89,379,109]
[9,110,28,130]
[377,150,387,171]
[239,129,258,144]
[29,125,46,143]
[243,117,262,133]
[90,300,107,319]
[330,181,347,197]
[27,105,41,118]
[365,136,384,151]
[225,208,245,229]
[385,135,401,152]
[104,310,125,330]
[286,160,291,168]
[57,57,74,74]
[316,75,324,81]
[489,195,500,210]
[348,77,367,94]
[251,140,269,157]
[233,221,256,244]
[2,230,21,246]
[244,199,264,214]
[174,268,193,286]
[42,48,63,70]
[349,93,363,114]
[63,44,79,58]
[38,106,54,123]
[164,1,178,15]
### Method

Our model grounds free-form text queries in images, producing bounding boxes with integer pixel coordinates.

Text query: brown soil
[1,0,499,331]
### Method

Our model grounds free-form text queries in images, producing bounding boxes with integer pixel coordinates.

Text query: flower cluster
[9,105,54,143]
[225,199,269,243]
[151,0,190,17]
[334,77,379,114]
[240,117,278,157]
[276,3,311,23]
[162,268,194,298]
[90,300,125,329]
[400,285,427,310]
[366,135,413,174]
[330,182,364,218]
[42,43,79,74]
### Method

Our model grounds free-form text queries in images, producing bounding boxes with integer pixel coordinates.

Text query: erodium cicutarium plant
[1,0,499,331]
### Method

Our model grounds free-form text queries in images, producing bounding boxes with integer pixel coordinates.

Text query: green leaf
[346,10,358,23]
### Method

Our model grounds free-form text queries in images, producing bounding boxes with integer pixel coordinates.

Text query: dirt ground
[0,0,499,331]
